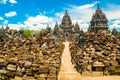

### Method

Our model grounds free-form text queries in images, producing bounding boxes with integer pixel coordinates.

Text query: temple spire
[6,24,9,29]
[46,24,50,30]
[47,24,49,28]
[65,10,68,16]
[97,3,100,9]
[2,25,3,28]
[55,21,58,28]
[61,10,72,28]
[55,21,58,25]
[54,21,59,31]
[75,21,79,27]
[65,10,67,14]
[46,24,51,33]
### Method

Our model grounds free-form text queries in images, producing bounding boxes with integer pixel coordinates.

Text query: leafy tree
[118,31,120,36]
[108,30,111,34]
[23,30,32,38]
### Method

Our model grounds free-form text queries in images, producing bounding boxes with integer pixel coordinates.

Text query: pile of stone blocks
[0,30,64,80]
[70,34,120,76]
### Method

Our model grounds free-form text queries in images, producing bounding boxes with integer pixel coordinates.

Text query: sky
[0,0,120,31]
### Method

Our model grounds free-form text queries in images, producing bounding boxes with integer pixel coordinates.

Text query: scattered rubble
[70,34,120,76]
[0,29,64,80]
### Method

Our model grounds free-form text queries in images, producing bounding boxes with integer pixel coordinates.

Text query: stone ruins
[88,4,109,34]
[0,3,120,80]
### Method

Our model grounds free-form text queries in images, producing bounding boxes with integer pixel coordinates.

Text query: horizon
[0,0,120,31]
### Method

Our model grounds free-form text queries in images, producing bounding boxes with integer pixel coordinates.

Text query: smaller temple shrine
[88,4,109,34]
[0,25,24,39]
[73,22,81,35]
[112,27,118,36]
[52,10,84,40]
[46,24,51,33]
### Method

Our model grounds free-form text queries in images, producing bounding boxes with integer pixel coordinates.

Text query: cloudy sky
[0,0,120,31]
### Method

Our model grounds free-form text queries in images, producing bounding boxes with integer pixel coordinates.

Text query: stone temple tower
[88,4,109,34]
[53,10,84,40]
[61,10,73,39]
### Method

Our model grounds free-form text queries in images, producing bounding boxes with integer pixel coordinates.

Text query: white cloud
[104,4,120,20]
[0,0,7,4]
[0,17,4,20]
[114,20,120,24]
[39,9,55,15]
[8,23,26,30]
[4,20,8,24]
[24,15,55,30]
[0,0,17,4]
[66,4,96,22]
[1,14,55,30]
[109,19,120,30]
[9,0,17,4]
[55,13,64,19]
[25,15,53,24]
[102,4,120,30]
[5,11,17,17]
[71,1,98,9]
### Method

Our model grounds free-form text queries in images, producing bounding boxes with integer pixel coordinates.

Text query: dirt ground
[58,41,120,80]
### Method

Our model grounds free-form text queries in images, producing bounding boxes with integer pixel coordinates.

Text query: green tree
[108,30,111,34]
[23,30,32,38]
[118,31,120,36]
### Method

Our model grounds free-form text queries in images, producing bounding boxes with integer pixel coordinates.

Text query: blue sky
[0,0,120,31]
